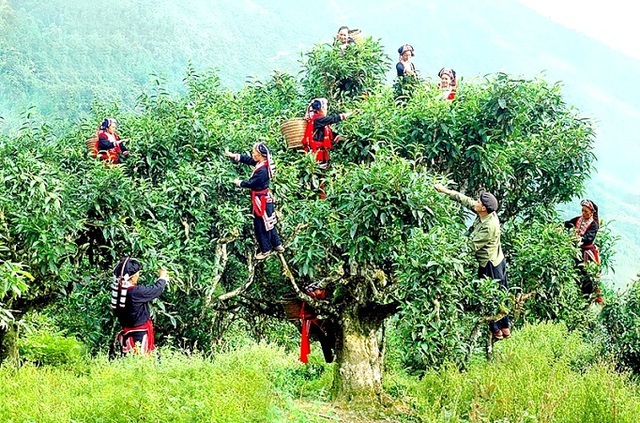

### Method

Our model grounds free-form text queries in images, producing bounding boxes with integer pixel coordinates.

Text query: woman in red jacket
[97,118,130,164]
[301,98,353,198]
[301,98,353,168]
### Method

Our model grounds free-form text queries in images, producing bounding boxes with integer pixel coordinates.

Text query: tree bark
[0,324,19,364]
[331,306,385,404]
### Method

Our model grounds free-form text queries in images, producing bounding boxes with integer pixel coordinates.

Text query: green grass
[2,323,640,422]
[410,322,640,422]
[0,344,332,423]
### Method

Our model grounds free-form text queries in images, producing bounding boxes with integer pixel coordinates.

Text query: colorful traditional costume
[233,143,283,255]
[396,44,417,77]
[111,257,167,355]
[97,118,128,164]
[438,67,457,101]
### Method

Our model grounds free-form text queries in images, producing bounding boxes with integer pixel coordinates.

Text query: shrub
[17,312,87,368]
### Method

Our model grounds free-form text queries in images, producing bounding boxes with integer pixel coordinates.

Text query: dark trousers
[478,259,510,333]
[253,202,282,253]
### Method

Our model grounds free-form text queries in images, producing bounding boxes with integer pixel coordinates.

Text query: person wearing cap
[97,118,130,164]
[564,199,601,297]
[335,26,356,50]
[434,183,510,340]
[226,142,284,260]
[438,67,457,101]
[111,257,168,355]
[396,44,417,77]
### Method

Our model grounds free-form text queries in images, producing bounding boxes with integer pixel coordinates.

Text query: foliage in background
[600,276,640,374]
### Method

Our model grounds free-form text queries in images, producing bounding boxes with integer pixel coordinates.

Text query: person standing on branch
[226,142,284,260]
[301,98,353,198]
[434,183,510,340]
[97,118,130,164]
[110,257,168,355]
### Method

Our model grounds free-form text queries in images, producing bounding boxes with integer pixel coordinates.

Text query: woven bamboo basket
[282,300,303,320]
[280,117,307,150]
[86,136,98,158]
[349,28,364,43]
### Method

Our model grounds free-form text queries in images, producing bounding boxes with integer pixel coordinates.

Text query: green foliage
[17,312,87,368]
[383,74,596,221]
[503,219,587,327]
[301,37,391,105]
[0,33,602,394]
[600,277,640,374]
[0,261,32,328]
[2,323,640,422]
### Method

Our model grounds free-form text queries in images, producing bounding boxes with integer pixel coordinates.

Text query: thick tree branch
[217,253,255,301]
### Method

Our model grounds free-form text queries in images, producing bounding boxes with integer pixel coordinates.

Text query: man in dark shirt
[111,257,168,355]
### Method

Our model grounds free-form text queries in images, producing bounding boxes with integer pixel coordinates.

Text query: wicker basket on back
[280,117,307,150]
[349,28,364,43]
[86,136,98,158]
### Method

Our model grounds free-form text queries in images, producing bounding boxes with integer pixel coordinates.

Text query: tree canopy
[0,36,611,401]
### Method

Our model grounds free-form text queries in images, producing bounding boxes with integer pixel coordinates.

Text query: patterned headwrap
[438,68,457,86]
[100,118,117,130]
[580,199,599,224]
[110,257,141,310]
[305,98,328,119]
[398,44,415,57]
[254,142,275,178]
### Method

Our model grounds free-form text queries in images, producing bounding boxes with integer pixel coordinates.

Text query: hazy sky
[517,0,640,60]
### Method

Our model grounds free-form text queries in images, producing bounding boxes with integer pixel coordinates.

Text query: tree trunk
[0,324,19,364]
[332,307,385,404]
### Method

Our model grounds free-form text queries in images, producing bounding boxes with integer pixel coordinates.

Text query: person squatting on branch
[111,257,168,355]
[97,118,130,164]
[302,98,353,198]
[564,199,601,297]
[226,142,284,260]
[434,183,511,340]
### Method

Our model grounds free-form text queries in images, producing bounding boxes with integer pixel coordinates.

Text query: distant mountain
[1,0,637,287]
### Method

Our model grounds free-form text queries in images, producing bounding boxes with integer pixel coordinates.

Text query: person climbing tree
[226,142,284,260]
[301,98,353,198]
[297,282,336,364]
[564,199,601,298]
[97,118,130,164]
[434,183,511,340]
[111,257,168,355]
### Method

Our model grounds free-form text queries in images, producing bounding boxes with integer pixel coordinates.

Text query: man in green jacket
[434,183,510,340]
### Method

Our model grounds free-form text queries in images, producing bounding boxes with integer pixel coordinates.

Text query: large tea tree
[0,38,597,403]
